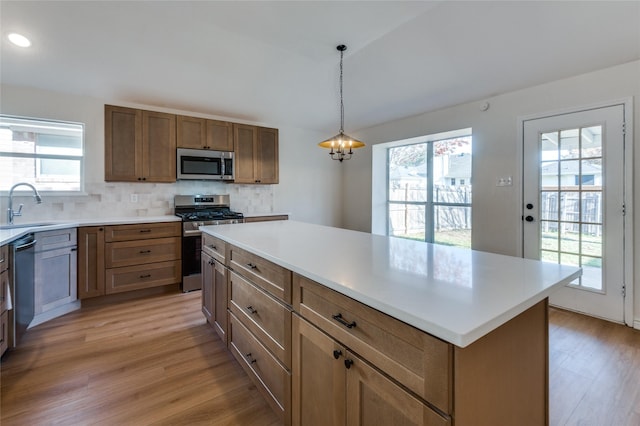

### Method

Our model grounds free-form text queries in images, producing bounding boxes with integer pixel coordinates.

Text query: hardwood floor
[548,307,640,426]
[1,293,639,425]
[0,291,280,426]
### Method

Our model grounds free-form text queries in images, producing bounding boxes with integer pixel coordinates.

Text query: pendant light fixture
[318,44,364,162]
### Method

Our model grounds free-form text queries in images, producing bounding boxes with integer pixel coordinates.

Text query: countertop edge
[0,216,181,246]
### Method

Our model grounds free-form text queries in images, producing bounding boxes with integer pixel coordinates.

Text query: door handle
[525,216,534,222]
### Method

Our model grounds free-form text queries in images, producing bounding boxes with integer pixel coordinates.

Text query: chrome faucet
[7,182,42,225]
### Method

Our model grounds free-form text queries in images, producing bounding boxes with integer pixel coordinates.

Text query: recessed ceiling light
[8,33,31,48]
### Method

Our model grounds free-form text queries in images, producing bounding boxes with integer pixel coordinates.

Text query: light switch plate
[496,176,513,187]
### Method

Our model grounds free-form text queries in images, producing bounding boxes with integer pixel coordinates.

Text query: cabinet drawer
[35,228,77,251]
[293,273,452,414]
[229,245,291,303]
[105,260,181,294]
[229,271,291,368]
[229,312,291,421]
[106,237,181,268]
[0,244,8,272]
[104,222,181,242]
[202,234,226,264]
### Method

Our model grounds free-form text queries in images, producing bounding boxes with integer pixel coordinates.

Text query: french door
[522,104,627,323]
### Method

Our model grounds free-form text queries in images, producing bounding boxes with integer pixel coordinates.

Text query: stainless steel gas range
[175,194,244,292]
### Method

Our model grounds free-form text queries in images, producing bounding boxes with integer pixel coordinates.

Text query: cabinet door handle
[246,263,258,270]
[246,305,258,314]
[210,245,217,250]
[332,313,356,329]
[245,353,257,364]
[344,359,354,369]
[139,274,151,279]
[70,248,77,252]
[139,229,152,233]
[139,250,151,254]
[333,350,342,359]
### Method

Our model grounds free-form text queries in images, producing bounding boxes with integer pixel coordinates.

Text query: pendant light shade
[318,44,364,162]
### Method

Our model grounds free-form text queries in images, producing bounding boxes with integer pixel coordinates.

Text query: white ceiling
[1,1,639,134]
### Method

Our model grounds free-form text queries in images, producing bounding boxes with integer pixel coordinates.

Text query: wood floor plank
[2,293,640,425]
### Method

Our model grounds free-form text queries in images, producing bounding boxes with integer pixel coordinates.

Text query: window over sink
[0,115,84,192]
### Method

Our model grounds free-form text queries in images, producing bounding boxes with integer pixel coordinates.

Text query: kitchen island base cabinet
[229,312,291,425]
[292,315,449,426]
[201,250,228,344]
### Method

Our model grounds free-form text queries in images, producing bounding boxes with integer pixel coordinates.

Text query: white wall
[0,84,342,226]
[344,60,640,326]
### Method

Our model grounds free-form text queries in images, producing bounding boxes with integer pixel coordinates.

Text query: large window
[0,115,84,192]
[375,129,472,248]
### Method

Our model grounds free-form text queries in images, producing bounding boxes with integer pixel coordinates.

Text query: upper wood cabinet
[177,115,233,151]
[233,124,279,184]
[105,105,176,182]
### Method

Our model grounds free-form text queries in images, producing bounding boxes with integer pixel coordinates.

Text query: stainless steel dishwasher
[11,233,36,347]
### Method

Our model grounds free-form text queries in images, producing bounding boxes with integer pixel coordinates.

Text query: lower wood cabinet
[78,226,106,299]
[201,250,228,344]
[292,315,449,426]
[78,222,181,299]
[229,312,291,423]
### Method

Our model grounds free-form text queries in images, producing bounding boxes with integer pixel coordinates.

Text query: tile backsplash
[5,181,276,222]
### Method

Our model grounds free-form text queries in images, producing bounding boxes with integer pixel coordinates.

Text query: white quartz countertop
[0,215,180,246]
[202,220,581,348]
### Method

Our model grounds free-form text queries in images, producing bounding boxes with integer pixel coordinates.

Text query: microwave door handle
[221,159,225,178]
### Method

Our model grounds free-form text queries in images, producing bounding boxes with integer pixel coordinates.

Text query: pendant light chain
[339,47,344,134]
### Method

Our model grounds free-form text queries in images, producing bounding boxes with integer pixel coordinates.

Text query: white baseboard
[634,319,640,330]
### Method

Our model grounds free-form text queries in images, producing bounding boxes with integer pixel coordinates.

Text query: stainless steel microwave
[177,148,234,181]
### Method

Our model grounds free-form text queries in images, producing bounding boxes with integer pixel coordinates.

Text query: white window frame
[372,128,472,246]
[0,115,85,194]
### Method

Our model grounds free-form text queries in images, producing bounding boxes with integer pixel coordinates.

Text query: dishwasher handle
[14,235,37,251]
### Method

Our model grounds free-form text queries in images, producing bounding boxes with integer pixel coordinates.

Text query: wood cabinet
[224,243,292,424]
[78,226,105,299]
[292,275,451,426]
[34,228,78,318]
[105,222,181,294]
[177,115,233,151]
[201,250,229,344]
[292,315,448,426]
[105,105,176,182]
[233,124,279,184]
[1,244,9,356]
[79,222,181,298]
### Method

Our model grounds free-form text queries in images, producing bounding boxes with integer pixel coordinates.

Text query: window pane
[388,144,427,202]
[581,126,602,158]
[433,137,472,202]
[0,115,83,191]
[388,203,425,241]
[434,205,471,248]
[541,132,559,160]
[560,129,579,159]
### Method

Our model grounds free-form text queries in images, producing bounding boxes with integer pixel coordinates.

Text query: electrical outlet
[130,194,138,203]
[496,176,512,187]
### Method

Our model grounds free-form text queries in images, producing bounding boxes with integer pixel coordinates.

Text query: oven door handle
[183,229,202,237]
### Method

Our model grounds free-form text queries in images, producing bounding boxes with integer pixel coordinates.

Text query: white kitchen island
[202,220,581,426]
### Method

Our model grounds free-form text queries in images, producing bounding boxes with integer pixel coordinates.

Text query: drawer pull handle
[139,229,152,233]
[139,250,151,254]
[245,352,257,364]
[246,263,258,270]
[344,359,354,369]
[333,350,342,360]
[139,274,151,279]
[246,306,258,314]
[210,245,217,250]
[332,313,356,329]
